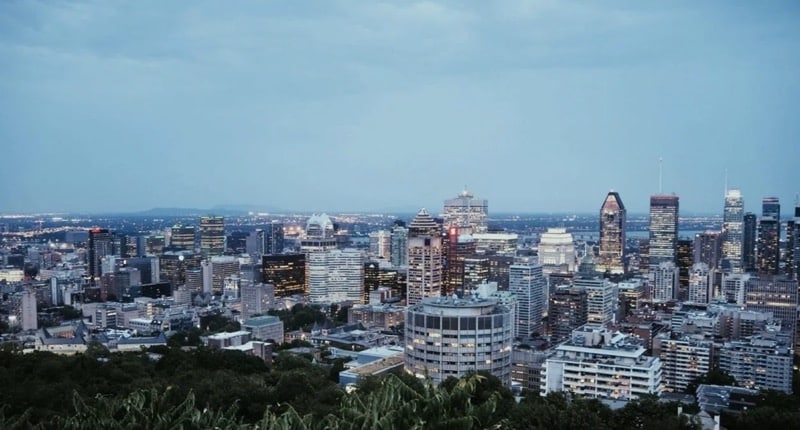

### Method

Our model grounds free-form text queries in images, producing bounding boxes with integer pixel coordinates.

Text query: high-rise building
[261,254,306,297]
[757,198,780,275]
[241,283,276,319]
[88,228,113,281]
[742,213,757,272]
[463,256,490,289]
[785,204,799,279]
[718,334,793,393]
[390,224,408,267]
[721,189,744,272]
[509,263,546,339]
[472,233,518,256]
[652,261,679,302]
[537,228,576,275]
[265,221,285,255]
[308,249,364,304]
[676,239,693,300]
[404,295,513,386]
[226,231,249,255]
[246,229,265,256]
[744,276,798,338]
[648,195,679,269]
[169,225,196,251]
[145,235,165,256]
[652,333,712,393]
[687,263,712,304]
[693,230,722,270]
[368,230,392,260]
[199,216,225,258]
[597,191,626,275]
[541,326,663,400]
[442,188,488,234]
[548,285,587,344]
[300,214,337,252]
[721,272,750,305]
[444,227,476,295]
[209,256,240,294]
[574,256,615,327]
[406,209,443,306]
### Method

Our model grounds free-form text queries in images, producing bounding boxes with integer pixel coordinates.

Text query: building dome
[306,213,334,238]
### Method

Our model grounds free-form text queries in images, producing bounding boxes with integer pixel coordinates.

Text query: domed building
[300,213,337,252]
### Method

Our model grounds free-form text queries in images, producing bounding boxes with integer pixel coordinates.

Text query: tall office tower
[169,225,196,251]
[721,189,744,272]
[538,228,576,275]
[509,263,546,338]
[463,256,490,289]
[745,276,798,337]
[442,188,488,234]
[597,191,626,275]
[368,230,392,260]
[444,227,476,295]
[757,198,780,275]
[264,221,285,255]
[548,286,588,344]
[406,209,443,306]
[404,295,513,386]
[159,250,200,288]
[308,249,364,304]
[363,261,381,303]
[693,230,722,269]
[226,231,249,255]
[246,229,265,256]
[300,214,337,252]
[241,283,276,319]
[785,204,800,279]
[721,273,750,305]
[676,239,693,300]
[574,256,615,327]
[261,254,306,297]
[652,261,679,301]
[88,228,113,280]
[145,235,165,256]
[209,256,240,294]
[743,213,757,272]
[390,223,408,266]
[199,216,225,258]
[687,263,712,303]
[112,234,129,258]
[648,195,679,269]
[637,239,650,274]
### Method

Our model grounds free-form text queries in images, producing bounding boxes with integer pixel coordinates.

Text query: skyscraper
[444,226,476,295]
[406,209,443,306]
[88,228,113,280]
[265,221,285,255]
[575,256,615,327]
[648,195,679,269]
[743,213,757,272]
[652,262,679,302]
[693,230,722,270]
[169,224,196,251]
[390,223,408,267]
[757,197,780,275]
[548,285,587,344]
[676,239,693,300]
[200,216,225,258]
[261,254,306,297]
[597,191,626,275]
[308,249,364,304]
[509,263,546,338]
[442,188,488,234]
[721,189,744,272]
[787,204,800,279]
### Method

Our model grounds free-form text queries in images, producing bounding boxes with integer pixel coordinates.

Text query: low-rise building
[242,315,284,344]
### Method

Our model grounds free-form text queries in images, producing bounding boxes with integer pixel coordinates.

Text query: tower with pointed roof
[406,209,443,306]
[597,191,626,275]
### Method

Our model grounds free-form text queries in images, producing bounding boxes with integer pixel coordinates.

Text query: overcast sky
[1,1,798,215]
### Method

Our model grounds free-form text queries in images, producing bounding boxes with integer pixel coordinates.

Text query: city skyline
[1,1,799,214]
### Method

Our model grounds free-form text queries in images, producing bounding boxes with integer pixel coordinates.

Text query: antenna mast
[658,157,663,194]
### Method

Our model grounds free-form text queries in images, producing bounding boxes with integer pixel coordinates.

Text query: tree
[329,358,346,383]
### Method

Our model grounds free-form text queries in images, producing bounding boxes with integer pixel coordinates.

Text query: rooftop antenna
[658,157,663,194]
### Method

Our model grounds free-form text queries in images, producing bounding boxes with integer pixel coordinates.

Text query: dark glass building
[648,195,679,269]
[757,198,780,275]
[743,213,757,272]
[597,191,626,274]
[262,253,306,297]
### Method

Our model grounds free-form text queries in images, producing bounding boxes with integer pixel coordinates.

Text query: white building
[472,233,517,256]
[687,263,712,303]
[308,249,364,304]
[242,315,284,344]
[241,283,276,319]
[574,257,615,327]
[509,263,546,338]
[369,230,392,260]
[537,228,576,274]
[721,273,750,305]
[404,295,514,386]
[652,333,713,392]
[541,326,663,400]
[651,261,679,301]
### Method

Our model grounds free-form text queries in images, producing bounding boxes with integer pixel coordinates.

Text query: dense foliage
[0,346,798,429]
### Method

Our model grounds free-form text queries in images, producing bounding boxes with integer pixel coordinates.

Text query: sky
[1,1,799,215]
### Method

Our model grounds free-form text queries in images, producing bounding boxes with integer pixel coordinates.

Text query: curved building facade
[404,295,513,386]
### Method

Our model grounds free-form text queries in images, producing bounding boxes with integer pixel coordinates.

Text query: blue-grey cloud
[1,0,798,215]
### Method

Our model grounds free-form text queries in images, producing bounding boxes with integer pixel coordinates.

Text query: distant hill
[134,205,287,217]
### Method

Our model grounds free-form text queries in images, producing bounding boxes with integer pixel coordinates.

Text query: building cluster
[0,186,798,408]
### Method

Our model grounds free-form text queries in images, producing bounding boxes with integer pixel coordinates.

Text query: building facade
[406,209,443,306]
[509,263,546,339]
[597,191,627,275]
[648,195,679,269]
[721,189,744,272]
[199,216,225,258]
[442,188,488,234]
